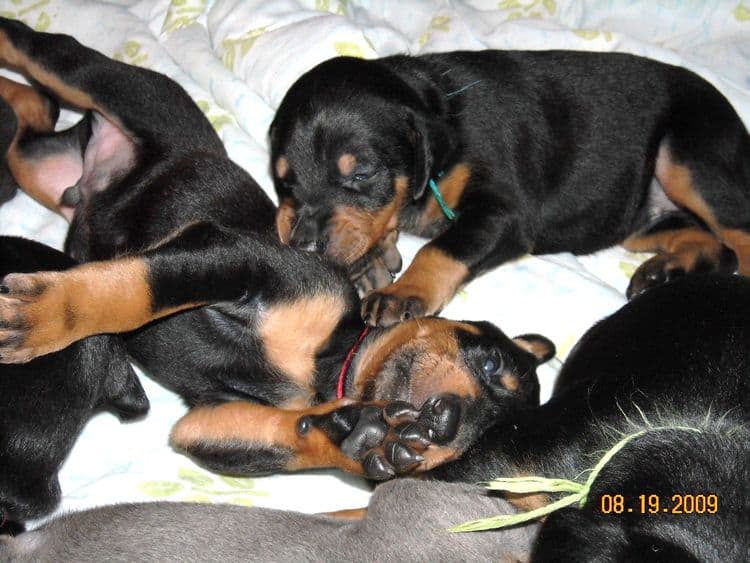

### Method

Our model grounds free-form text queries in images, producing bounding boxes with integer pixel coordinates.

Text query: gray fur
[0,479,537,562]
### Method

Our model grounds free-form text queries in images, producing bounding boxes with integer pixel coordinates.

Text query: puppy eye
[482,354,503,377]
[352,172,372,182]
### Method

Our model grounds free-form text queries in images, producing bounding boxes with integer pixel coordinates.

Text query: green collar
[428,171,456,221]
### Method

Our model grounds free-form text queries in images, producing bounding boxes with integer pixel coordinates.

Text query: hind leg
[624,220,736,298]
[0,17,221,213]
[656,138,750,276]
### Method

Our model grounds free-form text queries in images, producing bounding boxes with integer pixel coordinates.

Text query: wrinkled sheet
[0,0,747,518]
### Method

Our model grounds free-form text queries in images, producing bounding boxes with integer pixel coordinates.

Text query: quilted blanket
[0,0,748,521]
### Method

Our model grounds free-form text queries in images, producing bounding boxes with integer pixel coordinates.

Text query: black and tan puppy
[0,236,148,533]
[2,274,745,561]
[0,19,553,481]
[269,52,750,325]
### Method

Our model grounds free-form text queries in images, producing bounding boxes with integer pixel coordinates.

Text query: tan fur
[259,294,347,389]
[372,246,469,317]
[275,197,297,243]
[319,507,368,520]
[170,399,365,474]
[417,163,471,233]
[337,153,357,176]
[274,156,289,179]
[0,258,200,362]
[354,318,481,403]
[655,145,749,273]
[328,176,408,264]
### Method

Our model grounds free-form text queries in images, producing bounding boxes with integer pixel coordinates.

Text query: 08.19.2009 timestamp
[599,493,718,515]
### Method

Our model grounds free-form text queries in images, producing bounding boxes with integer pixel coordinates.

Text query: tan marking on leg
[656,145,750,274]
[353,318,481,403]
[170,400,366,474]
[0,76,53,132]
[375,246,469,316]
[0,31,130,138]
[0,32,97,112]
[275,156,289,179]
[319,507,367,520]
[721,229,750,274]
[328,176,408,265]
[0,76,67,211]
[0,258,201,361]
[275,197,297,243]
[416,163,471,233]
[337,153,356,177]
[623,227,725,271]
[259,294,347,389]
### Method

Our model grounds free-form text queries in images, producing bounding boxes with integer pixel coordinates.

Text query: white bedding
[0,0,748,521]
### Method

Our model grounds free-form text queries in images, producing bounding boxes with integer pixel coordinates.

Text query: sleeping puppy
[0,236,149,533]
[269,52,750,325]
[2,275,745,562]
[0,480,538,562]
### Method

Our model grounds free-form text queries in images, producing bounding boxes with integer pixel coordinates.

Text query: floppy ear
[512,334,556,365]
[410,114,455,201]
[276,198,297,244]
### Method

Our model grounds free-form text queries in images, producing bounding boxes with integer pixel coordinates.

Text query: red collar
[336,326,370,399]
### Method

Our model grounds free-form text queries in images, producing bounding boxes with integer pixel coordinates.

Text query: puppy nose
[289,207,324,252]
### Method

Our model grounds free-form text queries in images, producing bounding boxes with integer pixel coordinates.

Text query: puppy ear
[410,114,456,200]
[276,198,297,244]
[512,334,556,365]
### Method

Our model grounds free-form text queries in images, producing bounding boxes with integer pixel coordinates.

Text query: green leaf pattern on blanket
[196,100,235,132]
[334,41,366,58]
[316,0,349,16]
[573,29,614,41]
[735,2,750,21]
[498,0,556,21]
[0,0,51,31]
[162,0,207,35]
[140,467,269,505]
[419,16,452,47]
[113,40,149,67]
[221,27,268,71]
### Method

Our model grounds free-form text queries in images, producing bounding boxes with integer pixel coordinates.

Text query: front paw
[348,232,402,296]
[309,395,462,480]
[361,289,427,327]
[0,272,68,363]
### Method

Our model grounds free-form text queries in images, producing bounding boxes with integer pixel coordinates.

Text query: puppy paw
[627,254,688,299]
[361,289,427,326]
[0,271,70,363]
[348,231,402,295]
[310,395,462,480]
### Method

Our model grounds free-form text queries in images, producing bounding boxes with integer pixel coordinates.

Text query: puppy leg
[169,396,469,479]
[656,135,750,277]
[0,223,252,362]
[0,17,222,211]
[362,190,526,326]
[623,225,736,298]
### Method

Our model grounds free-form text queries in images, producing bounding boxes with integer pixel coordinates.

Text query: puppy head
[270,57,454,274]
[351,317,554,409]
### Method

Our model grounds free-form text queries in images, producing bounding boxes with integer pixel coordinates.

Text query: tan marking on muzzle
[353,318,481,403]
[327,176,409,265]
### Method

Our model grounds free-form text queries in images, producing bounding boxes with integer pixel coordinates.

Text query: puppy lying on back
[0,237,149,532]
[0,479,538,562]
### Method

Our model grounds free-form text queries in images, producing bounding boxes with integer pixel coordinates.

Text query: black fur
[0,236,148,528]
